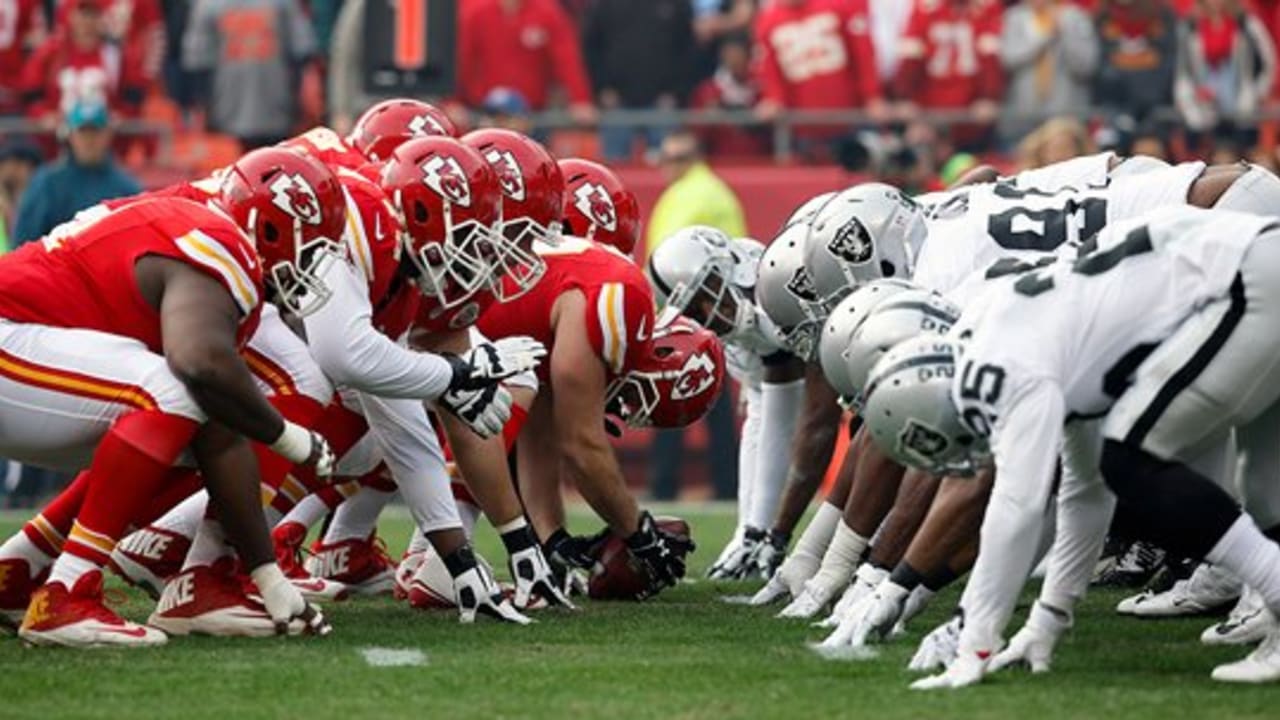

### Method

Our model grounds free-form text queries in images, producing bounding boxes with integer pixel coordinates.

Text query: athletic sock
[149,490,208,541]
[58,411,198,586]
[1208,514,1280,616]
[325,487,395,543]
[19,472,90,558]
[809,520,870,587]
[0,527,56,577]
[749,380,804,529]
[182,518,232,571]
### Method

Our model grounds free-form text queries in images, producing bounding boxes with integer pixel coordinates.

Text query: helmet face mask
[490,213,554,302]
[405,201,498,309]
[266,234,344,317]
[604,316,725,430]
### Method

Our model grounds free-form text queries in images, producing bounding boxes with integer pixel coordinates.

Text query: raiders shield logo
[670,351,717,401]
[268,173,323,226]
[573,182,617,232]
[421,155,472,207]
[899,420,949,462]
[785,267,817,302]
[408,113,448,137]
[483,148,526,202]
[828,217,873,264]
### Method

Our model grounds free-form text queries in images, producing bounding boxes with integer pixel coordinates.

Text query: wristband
[889,561,927,591]
[270,421,312,463]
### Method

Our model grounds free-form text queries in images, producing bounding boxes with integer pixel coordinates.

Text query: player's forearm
[178,349,284,444]
[442,414,524,526]
[843,430,906,537]
[563,440,640,536]
[1039,471,1116,615]
[867,470,942,569]
[307,314,453,400]
[192,423,274,570]
[896,470,992,575]
[771,369,843,533]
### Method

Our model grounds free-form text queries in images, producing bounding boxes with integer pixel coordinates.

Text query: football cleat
[1116,562,1240,617]
[1093,540,1167,588]
[1212,626,1280,683]
[148,560,305,637]
[394,549,426,601]
[1202,586,1277,646]
[271,523,348,601]
[453,563,531,625]
[0,558,47,631]
[305,535,397,596]
[19,570,166,648]
[408,549,455,610]
[109,525,191,600]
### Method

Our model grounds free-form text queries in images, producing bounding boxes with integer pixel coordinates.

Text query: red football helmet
[460,128,563,302]
[348,99,458,163]
[558,159,640,254]
[605,313,726,429]
[379,136,503,310]
[218,147,347,317]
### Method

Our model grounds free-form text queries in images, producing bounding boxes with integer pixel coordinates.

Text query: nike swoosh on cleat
[99,626,150,638]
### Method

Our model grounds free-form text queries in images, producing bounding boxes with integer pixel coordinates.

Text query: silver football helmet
[756,221,827,361]
[648,227,766,340]
[817,279,916,402]
[780,191,837,232]
[804,183,928,312]
[861,337,987,476]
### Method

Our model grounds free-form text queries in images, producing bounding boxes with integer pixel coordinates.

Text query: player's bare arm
[770,365,842,536]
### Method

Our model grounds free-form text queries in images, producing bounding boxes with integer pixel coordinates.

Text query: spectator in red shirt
[894,0,1004,151]
[753,0,886,152]
[0,0,46,115]
[457,0,596,124]
[1094,0,1180,121]
[20,0,147,126]
[57,0,165,84]
[691,32,770,157]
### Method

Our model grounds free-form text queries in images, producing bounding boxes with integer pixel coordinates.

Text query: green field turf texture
[1,505,1278,720]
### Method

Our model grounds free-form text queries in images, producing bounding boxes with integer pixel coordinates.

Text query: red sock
[21,472,90,556]
[136,468,202,528]
[64,411,198,567]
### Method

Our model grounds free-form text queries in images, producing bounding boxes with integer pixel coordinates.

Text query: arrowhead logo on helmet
[785,267,818,301]
[408,113,448,137]
[670,351,717,401]
[421,155,472,207]
[573,182,617,232]
[483,148,526,202]
[829,216,874,264]
[268,172,323,226]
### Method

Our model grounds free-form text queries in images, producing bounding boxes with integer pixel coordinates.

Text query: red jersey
[894,0,1003,108]
[0,198,264,353]
[753,0,881,110]
[57,0,163,82]
[0,0,45,111]
[332,167,419,339]
[279,127,368,173]
[20,31,147,119]
[457,0,592,110]
[477,237,654,379]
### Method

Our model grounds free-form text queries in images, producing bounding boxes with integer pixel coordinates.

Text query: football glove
[448,336,547,386]
[270,422,335,479]
[819,563,886,628]
[822,578,909,648]
[707,527,764,580]
[627,511,696,599]
[749,550,820,606]
[910,646,991,690]
[453,561,531,625]
[544,527,611,571]
[908,613,963,672]
[250,563,331,636]
[509,542,577,611]
[753,530,789,580]
[988,601,1072,674]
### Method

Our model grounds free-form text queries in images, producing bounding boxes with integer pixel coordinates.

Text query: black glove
[626,511,696,599]
[543,527,611,571]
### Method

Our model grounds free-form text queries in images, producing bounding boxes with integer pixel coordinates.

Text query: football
[587,517,692,600]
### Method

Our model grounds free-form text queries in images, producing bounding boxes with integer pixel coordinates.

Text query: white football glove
[439,384,514,438]
[459,336,548,382]
[750,550,821,606]
[819,563,886,628]
[890,584,936,638]
[988,601,1072,674]
[822,578,909,648]
[509,543,577,611]
[910,647,992,690]
[250,563,331,636]
[270,422,335,479]
[908,614,962,672]
[707,528,763,580]
[454,561,531,625]
[778,567,848,619]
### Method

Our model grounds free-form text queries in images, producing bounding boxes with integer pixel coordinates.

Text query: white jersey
[723,237,789,387]
[949,206,1274,652]
[911,160,1206,303]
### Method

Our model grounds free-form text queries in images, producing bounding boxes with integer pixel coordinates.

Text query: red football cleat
[109,526,191,599]
[19,570,166,647]
[148,559,305,637]
[0,558,48,631]
[272,522,347,601]
[306,535,396,596]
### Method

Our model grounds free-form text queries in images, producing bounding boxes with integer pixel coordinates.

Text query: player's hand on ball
[627,510,696,599]
[544,527,611,571]
[989,601,1071,674]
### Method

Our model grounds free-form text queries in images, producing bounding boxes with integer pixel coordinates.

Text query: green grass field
[2,505,1278,720]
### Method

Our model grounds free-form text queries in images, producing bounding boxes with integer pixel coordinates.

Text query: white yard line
[359,647,427,667]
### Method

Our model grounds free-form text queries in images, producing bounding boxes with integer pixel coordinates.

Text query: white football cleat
[1116,563,1240,617]
[19,570,166,648]
[1212,627,1280,683]
[148,561,304,637]
[453,563,530,625]
[408,548,455,610]
[1202,586,1277,646]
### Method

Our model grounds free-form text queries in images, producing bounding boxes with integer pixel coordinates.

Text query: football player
[863,206,1280,687]
[645,225,807,580]
[0,151,344,646]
